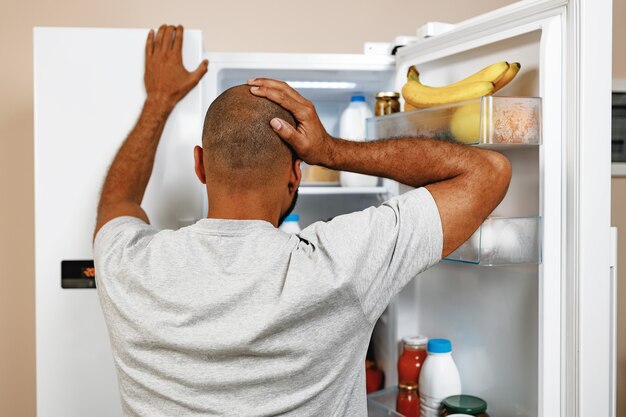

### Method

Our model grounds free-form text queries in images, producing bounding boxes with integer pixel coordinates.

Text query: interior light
[285,81,358,89]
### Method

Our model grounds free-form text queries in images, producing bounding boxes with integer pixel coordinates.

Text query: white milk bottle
[279,214,301,234]
[419,338,462,417]
[339,95,379,187]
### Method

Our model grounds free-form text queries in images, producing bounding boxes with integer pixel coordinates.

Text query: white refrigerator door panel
[376,4,570,417]
[34,27,204,417]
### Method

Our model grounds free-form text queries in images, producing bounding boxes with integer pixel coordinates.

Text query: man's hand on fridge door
[248,78,335,167]
[144,25,208,113]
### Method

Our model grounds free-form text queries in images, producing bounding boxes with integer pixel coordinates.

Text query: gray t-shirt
[94,187,443,417]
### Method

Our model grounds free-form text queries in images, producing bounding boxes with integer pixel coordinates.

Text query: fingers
[190,59,209,84]
[145,29,154,58]
[173,25,184,52]
[250,85,313,121]
[248,78,308,105]
[270,118,304,147]
[154,25,166,52]
[162,25,175,51]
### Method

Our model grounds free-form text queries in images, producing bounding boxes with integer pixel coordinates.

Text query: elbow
[484,151,512,197]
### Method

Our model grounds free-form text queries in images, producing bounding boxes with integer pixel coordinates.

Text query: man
[94,25,511,416]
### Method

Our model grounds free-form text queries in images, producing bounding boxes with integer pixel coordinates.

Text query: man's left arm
[94,24,208,238]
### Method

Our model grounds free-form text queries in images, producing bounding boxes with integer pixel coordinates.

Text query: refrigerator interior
[372,29,544,417]
[202,55,395,227]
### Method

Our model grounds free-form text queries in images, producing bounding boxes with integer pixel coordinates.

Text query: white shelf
[299,186,389,195]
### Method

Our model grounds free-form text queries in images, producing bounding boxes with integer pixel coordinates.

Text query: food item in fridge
[450,96,539,144]
[490,98,539,143]
[375,92,401,116]
[279,214,301,234]
[365,360,385,393]
[447,61,510,87]
[302,165,339,183]
[398,336,428,387]
[402,66,495,109]
[339,95,379,187]
[396,383,420,417]
[493,62,521,93]
[441,395,490,416]
[404,101,418,112]
[419,339,462,417]
[402,61,522,111]
[449,101,482,143]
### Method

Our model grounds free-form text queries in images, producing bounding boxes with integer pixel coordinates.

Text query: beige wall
[0,0,519,414]
[614,177,626,417]
[614,2,626,417]
[2,0,624,415]
[615,0,626,79]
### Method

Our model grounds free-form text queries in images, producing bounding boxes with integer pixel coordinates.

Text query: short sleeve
[299,187,443,323]
[93,216,158,283]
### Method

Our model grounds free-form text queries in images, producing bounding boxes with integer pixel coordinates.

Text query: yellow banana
[493,62,521,93]
[404,102,418,112]
[448,61,510,87]
[402,66,495,109]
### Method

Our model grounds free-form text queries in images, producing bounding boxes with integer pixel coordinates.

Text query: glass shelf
[444,216,542,266]
[367,96,542,146]
[367,387,403,417]
[298,186,389,195]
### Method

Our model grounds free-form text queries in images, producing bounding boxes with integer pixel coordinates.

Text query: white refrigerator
[33,0,615,416]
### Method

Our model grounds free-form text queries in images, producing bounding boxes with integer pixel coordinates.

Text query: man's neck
[206,188,283,228]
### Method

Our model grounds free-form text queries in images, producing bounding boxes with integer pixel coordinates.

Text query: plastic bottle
[339,95,379,187]
[279,214,301,234]
[419,339,462,417]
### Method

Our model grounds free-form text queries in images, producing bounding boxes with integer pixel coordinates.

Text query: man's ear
[289,159,302,193]
[194,145,206,184]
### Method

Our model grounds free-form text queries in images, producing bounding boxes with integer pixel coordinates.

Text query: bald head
[201,85,297,187]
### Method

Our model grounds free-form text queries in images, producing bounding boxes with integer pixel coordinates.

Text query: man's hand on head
[144,25,208,112]
[248,79,335,167]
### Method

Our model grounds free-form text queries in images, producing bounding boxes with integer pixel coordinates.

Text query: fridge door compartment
[367,386,402,416]
[444,216,542,265]
[366,96,542,146]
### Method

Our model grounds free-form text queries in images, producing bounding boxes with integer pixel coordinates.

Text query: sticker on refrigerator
[61,260,96,289]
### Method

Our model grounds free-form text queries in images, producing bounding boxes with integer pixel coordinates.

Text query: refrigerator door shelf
[444,216,542,266]
[367,386,402,417]
[366,96,542,146]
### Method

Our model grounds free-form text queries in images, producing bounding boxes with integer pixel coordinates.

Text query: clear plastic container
[366,96,542,146]
[444,216,542,266]
[368,386,402,415]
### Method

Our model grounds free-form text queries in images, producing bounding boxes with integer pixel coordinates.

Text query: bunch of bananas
[402,61,520,111]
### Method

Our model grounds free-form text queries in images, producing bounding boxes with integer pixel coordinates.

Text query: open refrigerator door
[369,4,560,416]
[368,0,613,416]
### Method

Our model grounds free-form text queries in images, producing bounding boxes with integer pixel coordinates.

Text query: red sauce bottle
[398,336,428,387]
[396,382,420,417]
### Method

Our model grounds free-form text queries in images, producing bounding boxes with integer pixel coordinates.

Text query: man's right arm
[248,79,512,257]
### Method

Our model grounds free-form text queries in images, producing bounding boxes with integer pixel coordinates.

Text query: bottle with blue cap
[279,213,301,234]
[419,338,462,417]
[339,94,379,187]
